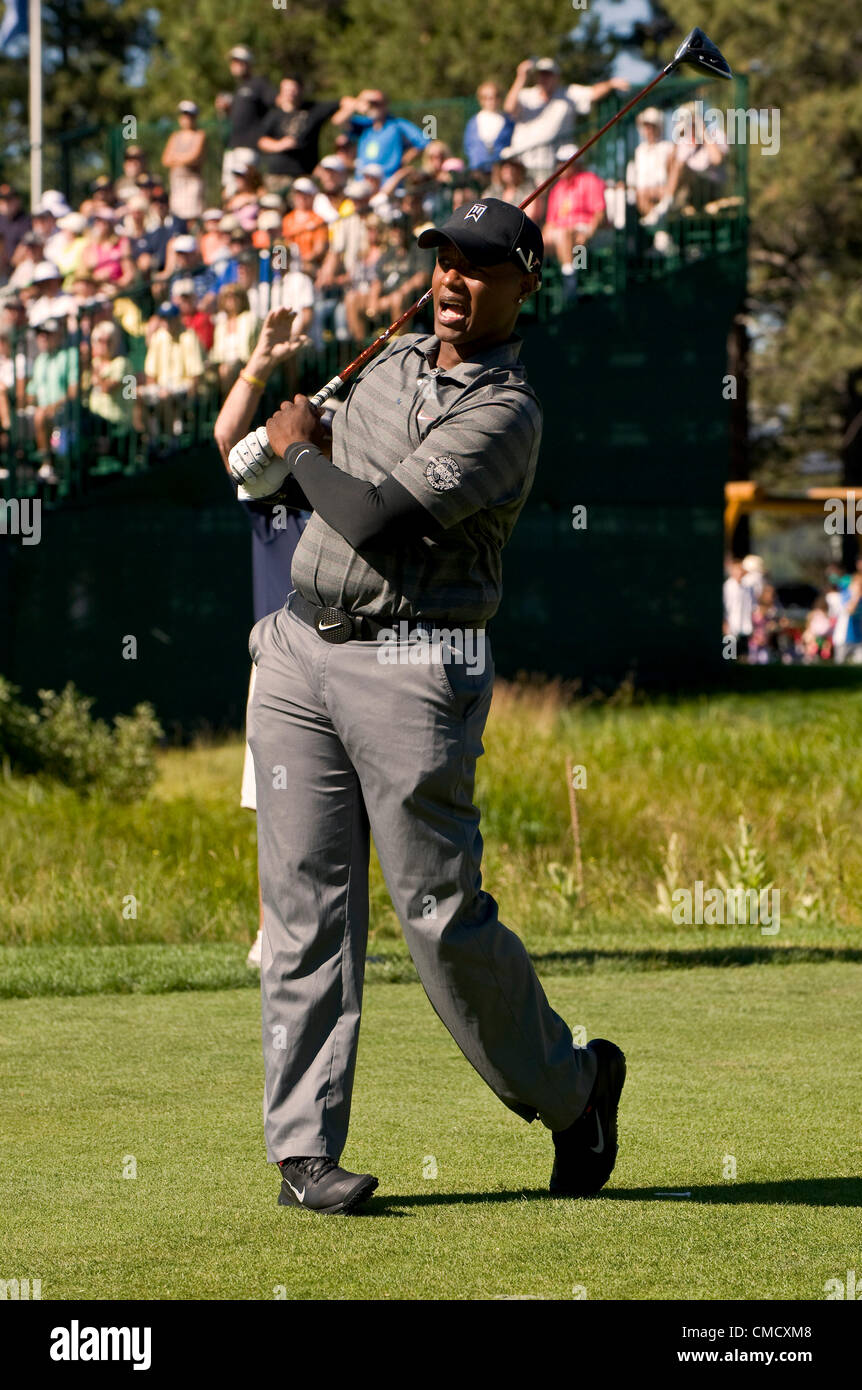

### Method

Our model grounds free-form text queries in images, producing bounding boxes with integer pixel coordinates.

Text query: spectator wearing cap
[26,318,78,478]
[209,216,243,292]
[52,212,89,284]
[137,189,187,274]
[251,196,283,248]
[281,179,328,271]
[0,185,32,268]
[312,156,349,224]
[143,300,205,442]
[333,89,429,180]
[257,76,346,194]
[172,278,214,352]
[116,145,149,203]
[212,284,259,393]
[224,162,264,229]
[355,163,395,223]
[159,233,216,305]
[81,210,132,286]
[39,189,72,220]
[123,195,153,258]
[504,57,629,177]
[415,141,457,219]
[29,262,77,329]
[626,108,674,220]
[464,81,514,172]
[218,46,275,197]
[161,102,207,223]
[220,228,255,288]
[30,205,64,265]
[87,320,134,438]
[543,146,607,277]
[199,209,226,264]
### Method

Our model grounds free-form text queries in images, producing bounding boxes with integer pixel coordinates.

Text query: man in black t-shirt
[218,46,275,195]
[257,76,346,193]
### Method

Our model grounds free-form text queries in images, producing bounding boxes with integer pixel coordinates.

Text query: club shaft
[324,287,434,396]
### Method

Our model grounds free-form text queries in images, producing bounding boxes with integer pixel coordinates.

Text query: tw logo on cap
[463,204,488,223]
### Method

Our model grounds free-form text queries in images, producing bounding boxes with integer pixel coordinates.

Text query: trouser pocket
[249,612,277,666]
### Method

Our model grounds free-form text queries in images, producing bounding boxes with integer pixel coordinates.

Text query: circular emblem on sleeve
[424,455,462,492]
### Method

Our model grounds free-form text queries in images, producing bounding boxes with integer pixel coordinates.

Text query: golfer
[245,197,626,1214]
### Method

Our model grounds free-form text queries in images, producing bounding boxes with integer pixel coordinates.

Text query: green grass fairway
[2,962,859,1301]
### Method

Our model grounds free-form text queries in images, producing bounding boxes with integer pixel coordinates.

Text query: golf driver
[229,26,731,490]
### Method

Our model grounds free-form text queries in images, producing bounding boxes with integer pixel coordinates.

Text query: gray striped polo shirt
[290,332,543,624]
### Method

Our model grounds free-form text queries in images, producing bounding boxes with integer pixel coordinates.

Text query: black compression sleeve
[283,441,443,548]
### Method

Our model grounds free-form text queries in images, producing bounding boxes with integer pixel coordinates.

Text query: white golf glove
[229,426,290,499]
[235,457,291,500]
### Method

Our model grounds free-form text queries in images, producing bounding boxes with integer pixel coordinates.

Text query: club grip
[309,375,344,409]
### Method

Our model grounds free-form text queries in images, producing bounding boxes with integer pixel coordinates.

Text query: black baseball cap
[417,197,543,281]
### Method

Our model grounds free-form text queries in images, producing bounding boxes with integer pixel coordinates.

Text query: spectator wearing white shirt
[28,262,78,330]
[723,559,754,657]
[212,283,259,392]
[627,107,675,219]
[237,248,313,338]
[504,57,629,176]
[463,82,514,172]
[312,156,348,224]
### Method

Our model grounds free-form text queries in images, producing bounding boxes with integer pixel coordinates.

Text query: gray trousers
[247,596,597,1163]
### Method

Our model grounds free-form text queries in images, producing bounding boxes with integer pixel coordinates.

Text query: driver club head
[670,26,733,80]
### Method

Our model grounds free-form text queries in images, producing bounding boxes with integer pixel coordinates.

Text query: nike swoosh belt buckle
[314,605,355,644]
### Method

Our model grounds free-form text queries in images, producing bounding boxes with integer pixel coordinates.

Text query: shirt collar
[411,333,523,384]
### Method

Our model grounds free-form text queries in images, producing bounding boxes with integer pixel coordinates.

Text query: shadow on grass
[371,1176,862,1213]
[532,946,862,973]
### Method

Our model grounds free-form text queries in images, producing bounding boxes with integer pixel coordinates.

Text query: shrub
[0,678,162,802]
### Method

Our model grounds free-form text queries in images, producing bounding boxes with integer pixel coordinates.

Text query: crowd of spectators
[0,46,736,487]
[723,554,862,665]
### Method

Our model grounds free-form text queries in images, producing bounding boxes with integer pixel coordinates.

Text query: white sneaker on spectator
[37,461,60,484]
[246,930,262,968]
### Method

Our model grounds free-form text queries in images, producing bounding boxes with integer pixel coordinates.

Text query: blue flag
[0,0,28,52]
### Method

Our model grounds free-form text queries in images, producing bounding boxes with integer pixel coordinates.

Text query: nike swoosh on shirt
[284,1179,306,1203]
[590,1113,605,1154]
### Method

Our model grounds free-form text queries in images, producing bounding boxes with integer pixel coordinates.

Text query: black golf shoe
[277,1156,378,1214]
[550,1039,626,1197]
